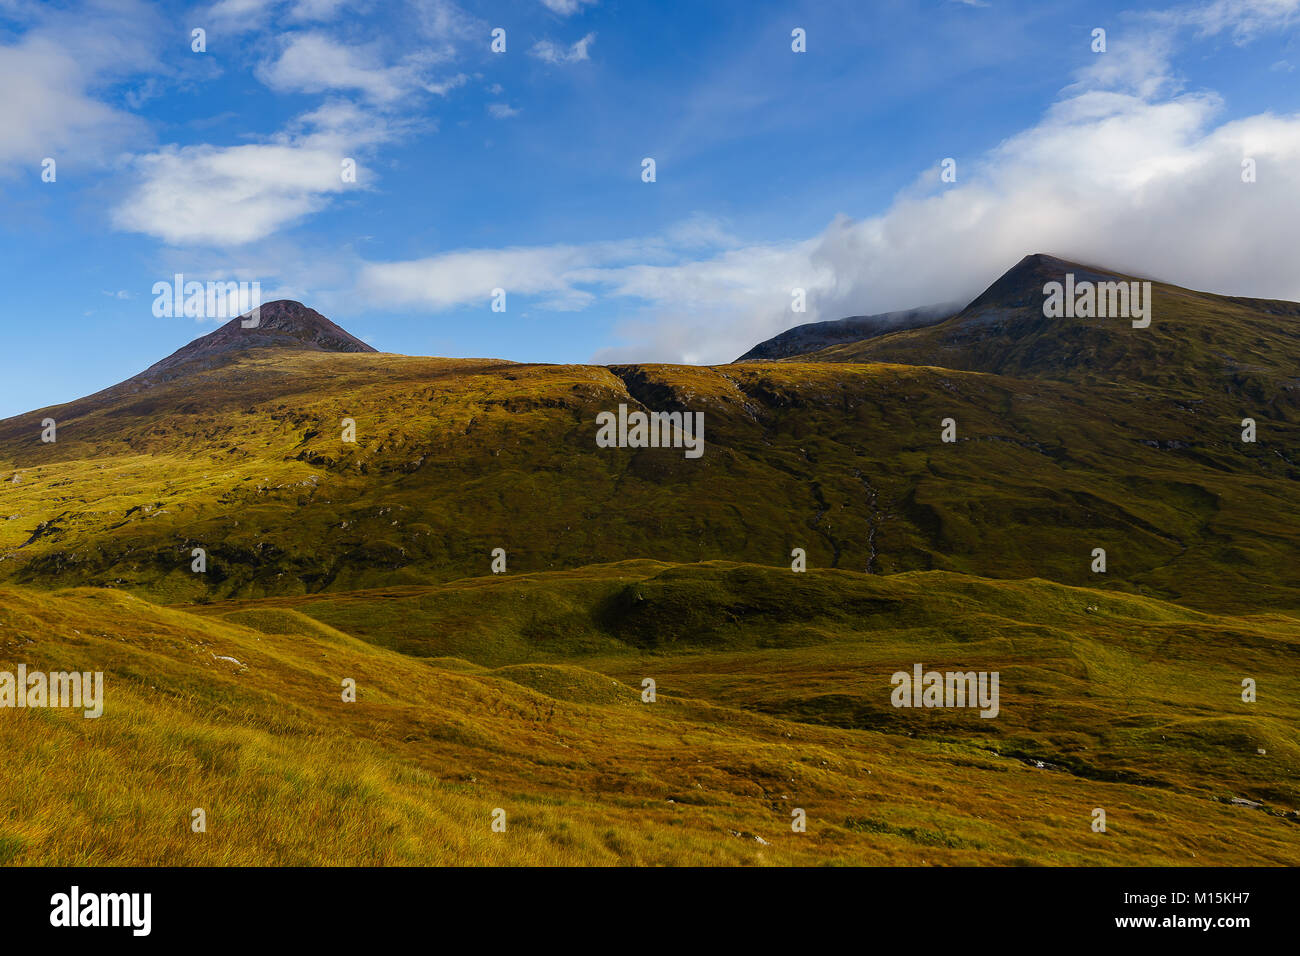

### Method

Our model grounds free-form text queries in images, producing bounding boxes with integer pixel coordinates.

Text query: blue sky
[3,0,1300,417]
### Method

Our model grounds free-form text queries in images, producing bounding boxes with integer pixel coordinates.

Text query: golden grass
[1,570,1296,866]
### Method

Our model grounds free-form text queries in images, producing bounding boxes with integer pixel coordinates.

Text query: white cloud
[257,32,420,102]
[288,0,351,21]
[113,142,352,245]
[530,32,596,64]
[357,6,1300,365]
[358,233,705,309]
[488,102,521,118]
[0,2,156,174]
[40,0,1300,367]
[539,0,598,15]
[361,244,600,311]
[203,0,279,34]
[0,38,137,171]
[112,101,396,246]
[594,14,1300,363]
[426,73,469,95]
[115,12,462,247]
[100,0,479,248]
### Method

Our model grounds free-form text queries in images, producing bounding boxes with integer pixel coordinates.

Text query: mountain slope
[1,259,1296,613]
[0,348,1296,611]
[793,254,1300,396]
[735,303,958,362]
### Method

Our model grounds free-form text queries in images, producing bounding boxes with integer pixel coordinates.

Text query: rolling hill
[0,255,1296,865]
[2,564,1296,865]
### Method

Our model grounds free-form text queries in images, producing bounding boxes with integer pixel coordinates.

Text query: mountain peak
[962,253,1132,315]
[134,300,377,381]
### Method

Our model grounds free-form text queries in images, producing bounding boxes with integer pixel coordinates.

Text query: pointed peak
[962,253,1131,314]
[220,300,374,344]
[133,301,378,381]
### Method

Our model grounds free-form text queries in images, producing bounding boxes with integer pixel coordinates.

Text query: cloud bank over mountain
[3,0,1299,393]
[352,0,1300,364]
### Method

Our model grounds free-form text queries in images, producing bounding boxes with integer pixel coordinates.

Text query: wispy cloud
[355,0,1300,365]
[1156,0,1300,41]
[410,0,484,60]
[539,0,599,15]
[288,0,351,21]
[112,101,398,245]
[202,0,280,35]
[0,0,158,174]
[256,32,424,102]
[110,2,478,246]
[427,73,470,95]
[530,32,596,64]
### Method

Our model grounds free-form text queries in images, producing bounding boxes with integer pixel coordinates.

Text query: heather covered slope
[735,303,958,362]
[790,255,1300,401]
[0,348,1296,611]
[1,566,1295,866]
[192,560,1300,813]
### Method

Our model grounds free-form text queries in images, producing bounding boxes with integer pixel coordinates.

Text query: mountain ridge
[1,254,1295,611]
[2,254,1297,868]
[735,303,960,362]
[761,253,1300,390]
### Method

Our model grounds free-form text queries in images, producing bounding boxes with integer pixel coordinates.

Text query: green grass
[0,348,1295,613]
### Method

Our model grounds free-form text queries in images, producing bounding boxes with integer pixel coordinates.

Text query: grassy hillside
[1,566,1295,866]
[0,350,1295,612]
[1,262,1296,867]
[194,561,1300,810]
[796,255,1300,402]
